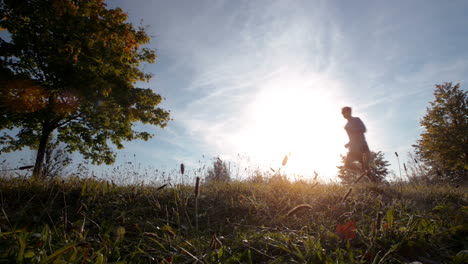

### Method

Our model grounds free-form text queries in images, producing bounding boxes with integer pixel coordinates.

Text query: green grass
[0,175,467,263]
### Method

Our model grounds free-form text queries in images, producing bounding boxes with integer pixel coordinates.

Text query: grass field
[0,175,467,263]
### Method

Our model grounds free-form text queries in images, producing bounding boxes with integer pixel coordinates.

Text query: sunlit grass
[0,174,466,263]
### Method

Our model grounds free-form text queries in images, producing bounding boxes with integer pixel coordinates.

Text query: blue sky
[4,0,468,181]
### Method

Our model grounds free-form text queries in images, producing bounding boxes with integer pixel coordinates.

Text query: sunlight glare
[234,70,347,180]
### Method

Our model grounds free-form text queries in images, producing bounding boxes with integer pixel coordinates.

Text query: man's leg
[361,151,376,182]
[361,151,369,172]
[345,152,362,172]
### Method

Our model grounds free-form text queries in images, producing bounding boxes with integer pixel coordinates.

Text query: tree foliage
[413,83,467,182]
[0,0,170,179]
[206,157,231,183]
[337,151,390,184]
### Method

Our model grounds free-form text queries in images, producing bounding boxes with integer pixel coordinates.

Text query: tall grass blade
[386,208,394,229]
[16,231,27,263]
[341,188,353,202]
[287,204,313,216]
[40,243,78,264]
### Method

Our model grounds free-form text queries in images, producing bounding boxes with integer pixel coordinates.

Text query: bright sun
[232,70,348,180]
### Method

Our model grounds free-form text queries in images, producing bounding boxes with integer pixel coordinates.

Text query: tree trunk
[32,123,52,180]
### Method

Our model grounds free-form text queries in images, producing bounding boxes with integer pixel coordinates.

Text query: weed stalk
[194,177,200,232]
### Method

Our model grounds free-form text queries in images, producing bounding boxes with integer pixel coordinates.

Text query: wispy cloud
[114,0,468,178]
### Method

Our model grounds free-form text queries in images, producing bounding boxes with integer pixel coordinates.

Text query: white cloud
[113,0,468,179]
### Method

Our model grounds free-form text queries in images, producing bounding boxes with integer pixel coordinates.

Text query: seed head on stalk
[180,163,185,185]
[282,155,288,166]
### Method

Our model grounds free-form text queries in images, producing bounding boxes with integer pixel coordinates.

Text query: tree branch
[56,113,82,128]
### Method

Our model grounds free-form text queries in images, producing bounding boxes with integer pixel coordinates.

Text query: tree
[206,157,231,183]
[0,0,170,179]
[41,138,72,179]
[337,151,390,184]
[413,83,467,183]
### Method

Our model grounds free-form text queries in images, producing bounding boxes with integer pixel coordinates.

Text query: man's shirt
[345,117,368,152]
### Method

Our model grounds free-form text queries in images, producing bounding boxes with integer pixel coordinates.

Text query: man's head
[341,106,352,119]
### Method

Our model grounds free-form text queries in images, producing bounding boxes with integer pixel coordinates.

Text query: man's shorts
[346,144,370,163]
[347,152,364,163]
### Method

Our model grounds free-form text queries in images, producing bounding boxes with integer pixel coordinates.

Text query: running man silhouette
[341,106,374,182]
